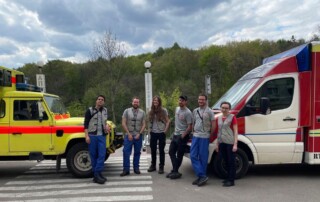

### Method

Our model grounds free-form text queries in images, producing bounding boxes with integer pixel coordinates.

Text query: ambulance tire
[213,148,249,179]
[66,142,92,178]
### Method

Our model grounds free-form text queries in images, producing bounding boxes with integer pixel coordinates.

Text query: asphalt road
[1,147,320,202]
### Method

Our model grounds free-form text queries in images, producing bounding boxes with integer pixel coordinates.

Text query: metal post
[206,75,211,106]
[144,61,152,153]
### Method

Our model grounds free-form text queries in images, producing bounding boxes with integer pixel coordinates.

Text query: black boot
[158,165,164,174]
[148,165,156,172]
[93,173,106,184]
[120,170,130,177]
[99,172,107,181]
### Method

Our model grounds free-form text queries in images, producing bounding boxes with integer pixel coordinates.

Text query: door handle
[283,117,296,121]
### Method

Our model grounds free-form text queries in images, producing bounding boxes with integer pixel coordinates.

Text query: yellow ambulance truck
[0,66,123,177]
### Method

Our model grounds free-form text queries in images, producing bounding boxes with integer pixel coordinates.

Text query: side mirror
[260,97,271,115]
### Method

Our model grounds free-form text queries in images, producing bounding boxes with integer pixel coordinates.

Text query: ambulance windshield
[212,78,259,110]
[44,96,67,114]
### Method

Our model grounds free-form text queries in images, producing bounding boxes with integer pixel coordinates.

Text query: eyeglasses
[221,107,229,110]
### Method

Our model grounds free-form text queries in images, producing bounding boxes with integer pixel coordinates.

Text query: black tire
[104,152,110,162]
[66,142,92,178]
[213,148,249,179]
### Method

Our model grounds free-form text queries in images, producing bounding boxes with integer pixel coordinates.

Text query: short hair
[97,95,105,101]
[198,93,207,100]
[220,101,231,109]
[179,95,188,101]
[132,96,140,101]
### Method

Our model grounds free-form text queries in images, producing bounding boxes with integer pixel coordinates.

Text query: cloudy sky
[1,0,319,68]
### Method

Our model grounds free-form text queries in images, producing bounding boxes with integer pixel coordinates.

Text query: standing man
[190,93,215,186]
[84,95,110,184]
[120,97,146,176]
[216,101,238,187]
[167,95,193,179]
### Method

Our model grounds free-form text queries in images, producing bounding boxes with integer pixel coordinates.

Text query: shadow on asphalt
[247,164,320,177]
[205,163,320,180]
[0,161,37,179]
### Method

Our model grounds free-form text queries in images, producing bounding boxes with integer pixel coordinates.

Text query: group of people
[84,94,238,187]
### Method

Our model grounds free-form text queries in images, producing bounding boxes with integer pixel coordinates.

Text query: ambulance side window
[13,100,48,121]
[266,78,294,111]
[0,100,5,118]
[240,77,294,116]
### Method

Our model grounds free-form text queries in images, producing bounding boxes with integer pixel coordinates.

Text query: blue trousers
[190,137,209,178]
[88,134,106,175]
[122,134,142,172]
[219,143,236,182]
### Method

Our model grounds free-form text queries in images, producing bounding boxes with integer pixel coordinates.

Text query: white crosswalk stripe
[0,156,153,201]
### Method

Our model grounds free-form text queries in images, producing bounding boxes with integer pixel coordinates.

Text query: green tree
[160,87,181,135]
[90,30,128,124]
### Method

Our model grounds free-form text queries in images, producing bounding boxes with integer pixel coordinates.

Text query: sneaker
[197,176,209,186]
[223,181,235,187]
[192,178,200,185]
[120,171,130,177]
[170,172,182,179]
[148,165,156,172]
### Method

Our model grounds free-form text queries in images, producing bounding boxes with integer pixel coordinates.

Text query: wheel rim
[74,150,92,172]
[235,154,243,173]
[221,154,243,174]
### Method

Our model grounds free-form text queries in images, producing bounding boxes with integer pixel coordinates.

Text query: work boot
[166,170,174,178]
[134,169,141,174]
[93,173,106,184]
[99,172,107,181]
[148,165,156,172]
[223,181,235,187]
[170,172,182,179]
[120,170,130,177]
[158,165,164,174]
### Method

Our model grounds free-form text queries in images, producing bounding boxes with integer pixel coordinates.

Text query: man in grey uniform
[120,97,146,176]
[167,95,193,179]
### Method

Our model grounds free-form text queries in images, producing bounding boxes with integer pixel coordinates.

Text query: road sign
[36,74,46,92]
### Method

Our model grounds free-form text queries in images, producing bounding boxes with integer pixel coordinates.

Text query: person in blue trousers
[190,93,215,186]
[120,97,146,176]
[84,95,110,184]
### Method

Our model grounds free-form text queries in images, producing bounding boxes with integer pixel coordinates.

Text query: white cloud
[0,0,319,68]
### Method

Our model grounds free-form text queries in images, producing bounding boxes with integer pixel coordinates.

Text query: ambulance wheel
[66,142,92,178]
[213,148,249,179]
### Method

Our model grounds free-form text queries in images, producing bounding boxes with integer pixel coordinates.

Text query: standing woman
[147,96,170,174]
[216,101,238,187]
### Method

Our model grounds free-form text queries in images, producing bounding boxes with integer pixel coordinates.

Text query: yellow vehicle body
[0,66,123,177]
